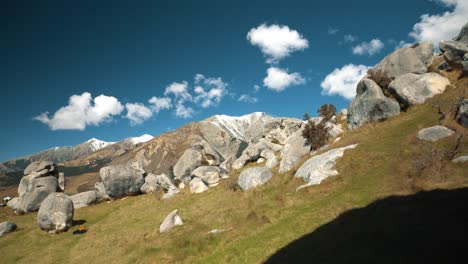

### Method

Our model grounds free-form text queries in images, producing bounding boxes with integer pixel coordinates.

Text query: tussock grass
[0,78,467,264]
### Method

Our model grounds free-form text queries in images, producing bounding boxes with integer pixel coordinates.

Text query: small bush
[303,113,311,121]
[302,120,329,151]
[317,104,336,121]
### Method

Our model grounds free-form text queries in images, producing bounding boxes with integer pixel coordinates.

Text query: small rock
[190,166,221,187]
[207,227,233,234]
[417,125,455,142]
[0,221,17,236]
[160,209,183,233]
[452,156,468,163]
[189,177,209,194]
[238,167,273,190]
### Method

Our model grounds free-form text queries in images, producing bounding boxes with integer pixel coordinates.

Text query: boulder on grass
[99,164,145,198]
[37,193,74,233]
[70,191,97,209]
[160,209,183,233]
[417,125,455,142]
[190,166,221,187]
[0,221,17,236]
[238,167,273,191]
[189,177,209,194]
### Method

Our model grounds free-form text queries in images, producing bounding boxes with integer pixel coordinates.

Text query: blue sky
[2,0,466,161]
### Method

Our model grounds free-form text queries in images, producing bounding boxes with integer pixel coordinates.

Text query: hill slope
[0,75,466,263]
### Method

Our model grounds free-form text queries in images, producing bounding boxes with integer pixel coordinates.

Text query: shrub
[317,104,336,121]
[302,120,329,151]
[303,113,311,121]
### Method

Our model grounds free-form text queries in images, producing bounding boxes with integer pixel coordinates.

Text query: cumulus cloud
[125,103,153,125]
[254,84,260,92]
[164,81,191,102]
[344,34,357,43]
[395,40,412,49]
[193,74,228,108]
[352,39,384,56]
[238,94,258,103]
[409,0,467,45]
[320,64,371,100]
[247,23,309,64]
[328,26,339,35]
[175,101,194,119]
[34,92,123,130]
[148,96,172,113]
[263,67,306,92]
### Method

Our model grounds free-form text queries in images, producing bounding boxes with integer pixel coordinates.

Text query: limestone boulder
[189,177,209,194]
[190,166,221,187]
[37,193,74,233]
[99,164,145,198]
[70,191,97,209]
[238,167,273,191]
[160,209,183,233]
[279,128,310,173]
[417,125,455,142]
[388,73,450,105]
[0,221,17,236]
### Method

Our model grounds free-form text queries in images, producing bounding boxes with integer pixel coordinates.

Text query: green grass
[0,81,467,264]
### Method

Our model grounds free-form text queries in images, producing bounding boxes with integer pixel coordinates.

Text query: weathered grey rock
[160,209,183,233]
[261,149,278,169]
[189,177,209,194]
[94,181,110,202]
[452,156,468,163]
[18,176,59,213]
[457,99,468,127]
[440,40,468,65]
[232,154,250,170]
[0,221,17,236]
[374,42,434,78]
[99,164,145,198]
[37,193,74,233]
[238,167,273,190]
[348,78,400,129]
[58,172,65,192]
[24,160,55,175]
[454,22,468,45]
[219,156,235,173]
[70,191,96,209]
[257,158,266,163]
[191,166,221,187]
[295,144,358,191]
[388,73,450,105]
[207,227,233,234]
[6,197,20,211]
[192,139,223,166]
[463,53,468,73]
[140,173,179,199]
[173,148,203,180]
[279,128,310,173]
[325,122,344,138]
[417,125,455,142]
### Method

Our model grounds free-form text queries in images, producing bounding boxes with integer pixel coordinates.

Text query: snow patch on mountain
[86,138,116,152]
[128,134,154,145]
[209,112,271,141]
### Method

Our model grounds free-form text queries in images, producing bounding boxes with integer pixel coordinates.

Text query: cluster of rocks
[348,23,468,129]
[8,161,65,214]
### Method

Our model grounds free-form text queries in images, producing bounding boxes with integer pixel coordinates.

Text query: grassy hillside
[0,77,466,263]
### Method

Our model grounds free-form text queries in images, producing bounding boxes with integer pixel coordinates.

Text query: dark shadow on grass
[72,220,87,227]
[266,188,468,264]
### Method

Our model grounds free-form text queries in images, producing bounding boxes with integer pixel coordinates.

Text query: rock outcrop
[388,73,450,105]
[374,42,434,78]
[140,173,179,199]
[295,144,358,191]
[348,78,400,129]
[99,163,145,198]
[16,160,64,213]
[191,166,221,187]
[70,191,97,209]
[160,209,183,233]
[238,167,273,190]
[452,156,468,163]
[440,22,468,73]
[417,125,455,142]
[457,99,468,127]
[37,193,74,233]
[278,128,310,173]
[0,221,17,236]
[189,177,209,194]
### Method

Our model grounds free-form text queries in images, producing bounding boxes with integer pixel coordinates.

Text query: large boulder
[279,128,310,173]
[295,144,358,191]
[0,221,17,236]
[94,181,110,202]
[388,73,450,105]
[17,176,59,213]
[374,42,434,78]
[160,209,183,233]
[238,167,273,190]
[99,164,145,198]
[173,148,203,180]
[70,191,97,209]
[457,99,468,127]
[190,166,221,187]
[417,126,455,142]
[232,139,283,170]
[140,174,179,199]
[261,149,279,169]
[189,177,209,194]
[348,78,400,129]
[6,197,20,211]
[454,22,468,45]
[439,40,468,65]
[24,160,55,175]
[37,193,74,233]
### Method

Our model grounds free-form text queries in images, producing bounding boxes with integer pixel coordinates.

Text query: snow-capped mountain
[127,134,154,145]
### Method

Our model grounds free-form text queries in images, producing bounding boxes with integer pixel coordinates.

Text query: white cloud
[409,0,467,45]
[395,40,412,49]
[328,26,339,35]
[254,84,260,92]
[125,103,153,125]
[148,96,172,113]
[344,34,357,43]
[352,39,384,55]
[193,74,228,108]
[263,67,306,92]
[238,94,258,103]
[34,92,123,130]
[320,64,371,100]
[175,101,194,119]
[164,81,191,102]
[247,23,309,64]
